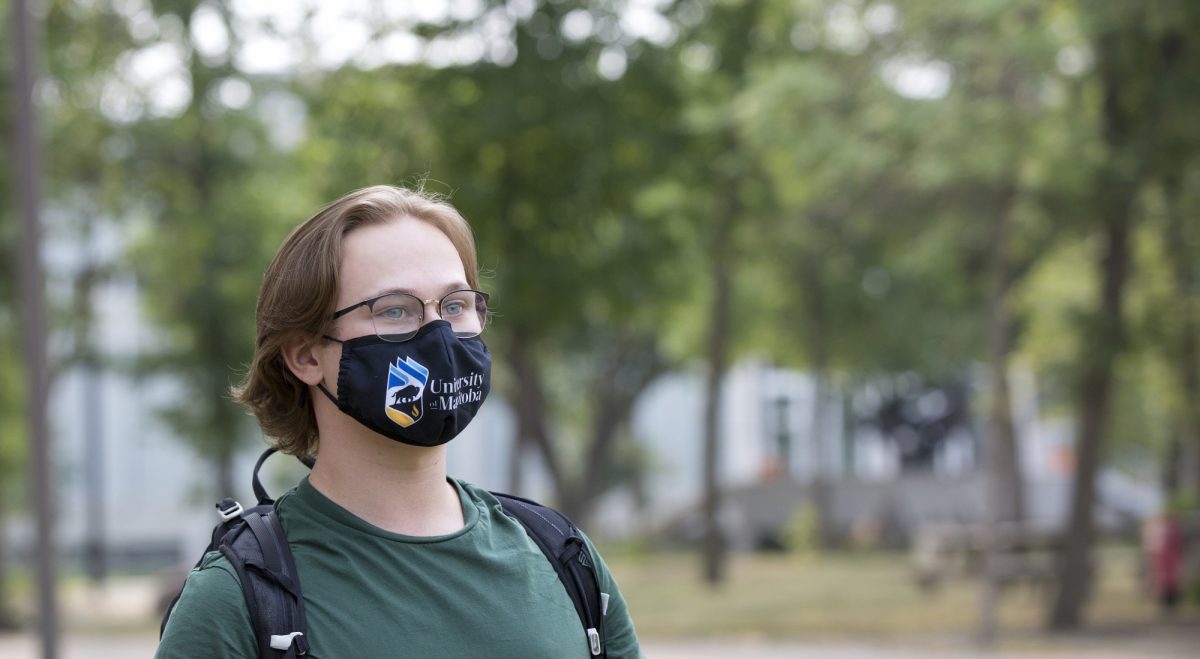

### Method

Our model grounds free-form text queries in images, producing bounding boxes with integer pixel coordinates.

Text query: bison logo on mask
[385,356,429,428]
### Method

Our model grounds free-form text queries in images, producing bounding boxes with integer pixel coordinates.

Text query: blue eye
[369,293,423,325]
[378,306,407,321]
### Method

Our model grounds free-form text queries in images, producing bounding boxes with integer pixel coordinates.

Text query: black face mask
[318,321,491,447]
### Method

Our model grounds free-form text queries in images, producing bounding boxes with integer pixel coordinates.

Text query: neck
[308,421,464,536]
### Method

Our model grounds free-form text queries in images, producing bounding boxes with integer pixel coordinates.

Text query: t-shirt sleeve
[582,533,646,659]
[155,552,258,659]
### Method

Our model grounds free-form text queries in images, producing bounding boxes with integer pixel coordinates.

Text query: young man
[156,185,643,657]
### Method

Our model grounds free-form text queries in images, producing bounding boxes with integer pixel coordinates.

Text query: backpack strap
[159,448,312,658]
[219,505,310,658]
[158,506,310,658]
[493,492,608,658]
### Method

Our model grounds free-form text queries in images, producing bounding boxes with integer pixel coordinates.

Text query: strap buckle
[215,498,244,521]
[587,628,601,655]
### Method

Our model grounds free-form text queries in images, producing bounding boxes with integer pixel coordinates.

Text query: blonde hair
[232,185,480,456]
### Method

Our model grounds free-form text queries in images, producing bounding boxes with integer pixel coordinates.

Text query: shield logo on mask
[385,356,429,428]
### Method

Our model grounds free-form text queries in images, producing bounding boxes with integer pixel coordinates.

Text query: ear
[280,334,328,386]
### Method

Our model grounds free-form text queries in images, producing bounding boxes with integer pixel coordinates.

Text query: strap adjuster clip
[216,498,244,521]
[270,631,306,653]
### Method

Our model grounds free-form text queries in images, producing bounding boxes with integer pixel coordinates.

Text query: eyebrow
[359,281,471,303]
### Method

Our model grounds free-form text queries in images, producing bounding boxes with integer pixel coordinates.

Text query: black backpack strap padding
[220,507,309,658]
[494,493,607,658]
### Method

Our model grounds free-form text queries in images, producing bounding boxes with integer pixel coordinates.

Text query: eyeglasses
[331,289,490,342]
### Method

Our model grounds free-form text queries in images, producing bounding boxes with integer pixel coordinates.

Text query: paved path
[2,629,1198,658]
[0,633,157,659]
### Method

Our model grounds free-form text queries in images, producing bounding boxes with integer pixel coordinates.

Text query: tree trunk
[505,330,565,500]
[573,403,623,523]
[1163,436,1182,500]
[985,185,1024,525]
[1161,174,1200,505]
[800,255,834,549]
[979,185,1023,645]
[567,339,664,525]
[563,358,626,523]
[497,153,527,496]
[12,0,59,650]
[701,241,732,585]
[1047,182,1135,630]
[81,362,107,583]
[698,0,760,585]
[1047,24,1142,629]
[556,379,623,524]
[0,486,17,631]
[701,172,737,585]
[506,327,664,523]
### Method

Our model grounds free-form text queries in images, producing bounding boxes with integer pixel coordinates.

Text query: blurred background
[3,0,1200,656]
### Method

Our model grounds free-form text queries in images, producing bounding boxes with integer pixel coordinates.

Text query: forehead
[337,216,467,304]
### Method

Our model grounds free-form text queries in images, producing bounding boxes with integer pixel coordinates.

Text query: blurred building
[589,360,1163,549]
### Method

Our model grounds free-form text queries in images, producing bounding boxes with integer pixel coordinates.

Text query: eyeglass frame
[330,288,490,341]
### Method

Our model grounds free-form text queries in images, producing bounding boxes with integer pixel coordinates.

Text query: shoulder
[454,480,607,558]
[170,551,244,606]
[450,477,502,507]
[156,552,256,658]
[454,480,566,526]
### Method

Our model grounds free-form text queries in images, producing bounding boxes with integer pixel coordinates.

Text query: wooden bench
[912,522,1060,594]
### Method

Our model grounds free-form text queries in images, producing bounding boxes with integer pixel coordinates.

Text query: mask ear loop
[317,383,340,407]
[316,334,344,407]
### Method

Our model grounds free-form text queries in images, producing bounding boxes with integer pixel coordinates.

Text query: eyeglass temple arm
[331,301,367,320]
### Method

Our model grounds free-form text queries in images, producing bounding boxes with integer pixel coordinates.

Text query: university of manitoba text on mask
[427,372,486,411]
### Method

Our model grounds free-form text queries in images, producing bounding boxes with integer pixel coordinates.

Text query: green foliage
[292,3,698,509]
[16,0,1200,524]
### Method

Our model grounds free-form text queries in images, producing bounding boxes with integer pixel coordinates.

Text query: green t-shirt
[157,477,643,658]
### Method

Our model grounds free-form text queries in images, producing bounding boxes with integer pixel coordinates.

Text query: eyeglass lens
[371,290,487,341]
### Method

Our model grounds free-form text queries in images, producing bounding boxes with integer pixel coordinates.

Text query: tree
[655,0,774,583]
[0,1,22,629]
[294,1,690,525]
[737,0,1071,554]
[1048,0,1199,628]
[2,0,139,618]
[425,2,689,524]
[1159,168,1200,505]
[123,0,307,497]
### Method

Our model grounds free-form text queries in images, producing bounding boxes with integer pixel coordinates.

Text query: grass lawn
[603,545,1199,640]
[4,543,1197,649]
